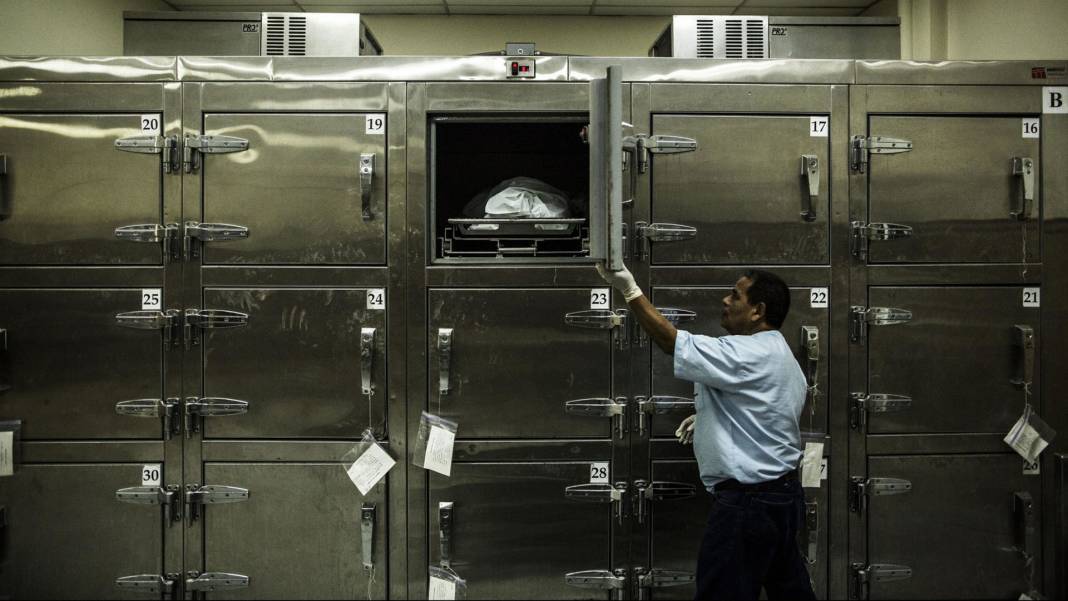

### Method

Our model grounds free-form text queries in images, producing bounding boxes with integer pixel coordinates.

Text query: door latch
[183,221,249,260]
[1011,157,1034,220]
[564,309,630,349]
[361,503,376,571]
[361,327,376,397]
[850,135,912,173]
[115,573,179,598]
[114,223,181,264]
[566,482,628,525]
[184,484,249,523]
[115,309,182,346]
[183,134,249,173]
[565,397,627,439]
[115,397,182,439]
[185,571,249,598]
[850,222,913,260]
[360,153,375,221]
[803,501,819,566]
[849,393,912,431]
[437,328,453,397]
[438,501,454,569]
[800,154,819,221]
[633,479,696,524]
[182,309,248,349]
[849,476,912,514]
[115,134,181,173]
[1012,324,1035,389]
[634,221,697,262]
[850,306,911,343]
[635,396,694,437]
[116,485,182,523]
[184,397,249,438]
[631,133,698,173]
[565,569,628,600]
[849,563,912,599]
[634,567,694,600]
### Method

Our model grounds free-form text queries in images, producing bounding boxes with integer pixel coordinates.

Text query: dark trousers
[695,479,817,600]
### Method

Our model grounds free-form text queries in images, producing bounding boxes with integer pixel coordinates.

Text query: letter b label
[1044,87,1068,114]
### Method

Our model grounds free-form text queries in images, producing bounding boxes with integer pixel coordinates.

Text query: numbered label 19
[140,114,161,136]
[142,464,162,486]
[365,114,386,134]
[590,288,610,309]
[141,288,162,310]
[589,462,609,484]
[809,288,828,308]
[1023,287,1040,308]
[809,116,828,137]
[367,288,386,310]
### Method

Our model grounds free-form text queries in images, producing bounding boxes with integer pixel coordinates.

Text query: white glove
[675,414,696,445]
[595,262,643,302]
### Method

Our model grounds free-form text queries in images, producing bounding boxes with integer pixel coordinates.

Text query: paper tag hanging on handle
[801,442,824,488]
[414,412,458,477]
[343,429,397,495]
[1004,406,1057,464]
[428,566,467,600]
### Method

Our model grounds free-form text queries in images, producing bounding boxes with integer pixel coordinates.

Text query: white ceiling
[160,0,886,16]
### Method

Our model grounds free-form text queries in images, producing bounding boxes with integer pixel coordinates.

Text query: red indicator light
[511,61,519,76]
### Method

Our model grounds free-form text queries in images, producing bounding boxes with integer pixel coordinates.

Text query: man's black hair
[742,269,790,329]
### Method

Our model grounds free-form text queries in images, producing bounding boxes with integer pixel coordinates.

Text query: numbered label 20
[140,114,161,136]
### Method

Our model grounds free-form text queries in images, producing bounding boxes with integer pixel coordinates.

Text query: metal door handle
[1013,491,1036,559]
[1011,157,1034,220]
[636,396,694,437]
[804,501,819,565]
[361,327,376,397]
[1013,325,1035,388]
[360,153,375,221]
[437,328,453,397]
[0,154,10,219]
[361,504,376,571]
[438,501,453,569]
[0,328,9,396]
[800,155,819,222]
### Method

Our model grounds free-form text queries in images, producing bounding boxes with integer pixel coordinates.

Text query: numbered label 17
[809,116,828,137]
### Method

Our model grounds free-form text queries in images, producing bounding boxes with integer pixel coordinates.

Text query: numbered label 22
[809,288,828,308]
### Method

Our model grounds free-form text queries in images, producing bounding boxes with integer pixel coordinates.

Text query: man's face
[720,276,764,335]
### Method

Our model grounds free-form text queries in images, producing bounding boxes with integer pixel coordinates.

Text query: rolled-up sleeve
[673,329,751,391]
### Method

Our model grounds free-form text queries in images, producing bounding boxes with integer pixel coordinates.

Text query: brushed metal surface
[178,56,570,82]
[570,58,854,83]
[0,56,176,82]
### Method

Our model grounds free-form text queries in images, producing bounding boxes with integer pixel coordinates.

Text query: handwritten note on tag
[0,431,12,477]
[1004,407,1055,464]
[423,426,456,477]
[801,442,824,488]
[428,574,456,600]
[346,443,396,495]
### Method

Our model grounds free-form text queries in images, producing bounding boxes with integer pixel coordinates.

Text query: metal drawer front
[0,114,163,265]
[200,113,386,265]
[201,288,385,439]
[866,287,1038,434]
[428,289,613,439]
[867,116,1040,264]
[202,463,385,600]
[650,287,828,437]
[429,462,612,600]
[0,289,163,440]
[650,115,829,265]
[866,454,1039,600]
[0,464,164,599]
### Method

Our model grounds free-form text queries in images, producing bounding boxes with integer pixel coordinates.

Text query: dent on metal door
[0,289,163,440]
[202,463,386,600]
[428,463,612,600]
[866,454,1040,600]
[201,114,387,265]
[0,464,164,599]
[428,289,613,439]
[649,287,828,438]
[650,115,829,265]
[867,116,1040,263]
[201,288,386,438]
[866,287,1039,434]
[0,114,163,265]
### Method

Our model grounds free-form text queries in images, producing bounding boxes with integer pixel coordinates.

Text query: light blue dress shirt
[673,329,807,491]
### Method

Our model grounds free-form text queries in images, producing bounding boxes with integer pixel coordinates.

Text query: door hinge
[115,134,181,173]
[116,484,183,523]
[849,563,912,599]
[564,308,630,349]
[182,134,249,173]
[850,221,913,260]
[630,133,698,173]
[184,484,249,522]
[633,479,696,524]
[185,571,249,597]
[634,221,697,262]
[115,573,180,598]
[849,476,912,514]
[850,135,912,173]
[1011,157,1035,221]
[565,569,628,599]
[184,397,249,438]
[182,309,248,349]
[635,395,694,437]
[565,397,627,439]
[634,567,694,599]
[115,309,182,346]
[849,306,911,343]
[115,397,182,439]
[114,223,182,263]
[849,393,912,431]
[182,221,249,260]
[566,481,628,525]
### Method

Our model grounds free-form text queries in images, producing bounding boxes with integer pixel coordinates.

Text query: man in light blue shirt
[598,264,815,601]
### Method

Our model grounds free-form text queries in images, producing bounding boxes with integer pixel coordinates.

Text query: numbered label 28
[589,462,609,484]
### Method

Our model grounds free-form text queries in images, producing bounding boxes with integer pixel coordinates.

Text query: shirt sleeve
[673,329,754,391]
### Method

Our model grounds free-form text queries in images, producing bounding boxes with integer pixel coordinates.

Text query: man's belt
[714,470,798,493]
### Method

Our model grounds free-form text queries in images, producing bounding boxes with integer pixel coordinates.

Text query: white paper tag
[1043,87,1068,114]
[0,431,13,477]
[1022,117,1041,138]
[809,288,828,308]
[428,575,457,600]
[1023,458,1041,475]
[590,288,610,309]
[589,462,609,484]
[1023,287,1040,308]
[346,443,396,495]
[1005,412,1050,464]
[1020,594,1034,600]
[801,442,824,488]
[367,288,386,310]
[423,425,455,477]
[141,288,162,310]
[365,114,386,134]
[140,114,161,135]
[141,464,161,486]
[809,116,829,137]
